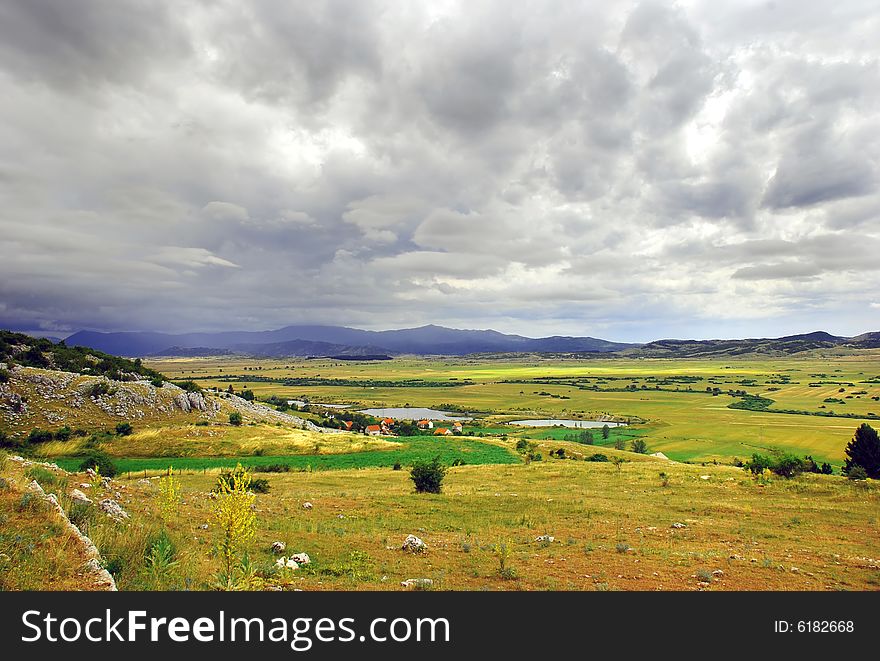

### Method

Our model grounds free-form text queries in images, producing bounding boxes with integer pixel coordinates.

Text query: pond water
[359,407,472,421]
[509,419,626,428]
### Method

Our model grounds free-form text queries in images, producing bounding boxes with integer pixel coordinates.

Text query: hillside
[623,331,880,358]
[64,324,637,357]
[0,330,163,380]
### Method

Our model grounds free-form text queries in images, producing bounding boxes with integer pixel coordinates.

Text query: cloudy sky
[1,0,878,342]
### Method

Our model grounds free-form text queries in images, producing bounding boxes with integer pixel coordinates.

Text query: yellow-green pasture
[147,353,880,465]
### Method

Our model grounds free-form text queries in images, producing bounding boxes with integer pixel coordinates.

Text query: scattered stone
[790,566,800,573]
[276,557,300,570]
[198,523,209,530]
[290,552,311,565]
[79,483,92,489]
[535,534,555,543]
[671,522,687,529]
[99,499,129,522]
[302,502,313,510]
[729,554,745,560]
[699,475,711,480]
[400,578,433,590]
[402,534,427,553]
[271,541,286,554]
[69,489,92,505]
[712,569,724,577]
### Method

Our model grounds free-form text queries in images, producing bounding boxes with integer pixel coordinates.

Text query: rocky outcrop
[26,480,116,591]
[402,534,427,553]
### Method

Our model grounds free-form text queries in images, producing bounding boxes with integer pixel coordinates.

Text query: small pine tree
[229,412,243,426]
[843,424,880,479]
[631,439,648,454]
[410,456,447,494]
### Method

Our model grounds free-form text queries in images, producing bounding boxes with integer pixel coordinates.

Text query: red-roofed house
[417,419,434,430]
[434,427,453,436]
[365,424,383,436]
[343,420,354,431]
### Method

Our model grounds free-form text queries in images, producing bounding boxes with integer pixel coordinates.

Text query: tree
[631,439,648,454]
[79,451,118,477]
[115,422,133,436]
[229,412,243,426]
[410,456,447,494]
[614,437,626,450]
[844,423,880,478]
[602,424,610,440]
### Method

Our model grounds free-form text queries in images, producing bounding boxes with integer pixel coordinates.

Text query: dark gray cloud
[0,0,878,341]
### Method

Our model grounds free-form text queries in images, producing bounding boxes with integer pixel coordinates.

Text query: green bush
[847,465,868,481]
[54,426,72,442]
[410,456,447,494]
[252,463,290,473]
[87,381,112,398]
[215,466,270,493]
[78,451,118,477]
[27,428,54,444]
[115,422,133,436]
[631,439,648,454]
[228,412,243,426]
[587,453,609,462]
[0,368,8,383]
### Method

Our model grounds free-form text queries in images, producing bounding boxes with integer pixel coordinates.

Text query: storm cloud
[1,0,878,341]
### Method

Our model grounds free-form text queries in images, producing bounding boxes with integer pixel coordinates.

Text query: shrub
[87,381,112,398]
[212,464,257,589]
[54,426,72,442]
[115,422,133,436]
[843,423,880,479]
[0,368,8,383]
[587,453,609,462]
[392,461,402,471]
[614,437,626,450]
[743,453,773,475]
[228,412,243,426]
[174,380,202,393]
[410,456,447,494]
[78,451,118,477]
[252,463,290,473]
[451,458,465,466]
[27,428,54,444]
[216,466,270,494]
[820,462,833,475]
[772,454,806,478]
[847,465,868,481]
[631,439,648,454]
[157,467,181,525]
[150,377,164,388]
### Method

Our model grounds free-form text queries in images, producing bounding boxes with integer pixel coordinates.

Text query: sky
[0,0,879,343]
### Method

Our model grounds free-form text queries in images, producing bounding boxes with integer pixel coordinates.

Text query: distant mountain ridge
[64,324,636,357]
[60,325,880,359]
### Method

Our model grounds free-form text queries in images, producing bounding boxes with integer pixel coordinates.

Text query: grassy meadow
[4,443,878,591]
[146,352,880,466]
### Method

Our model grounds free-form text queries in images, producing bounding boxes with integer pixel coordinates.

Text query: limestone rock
[402,534,427,553]
[70,489,92,505]
[271,541,286,554]
[99,498,129,522]
[400,578,433,590]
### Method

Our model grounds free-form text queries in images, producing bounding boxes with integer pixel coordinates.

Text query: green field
[52,435,519,474]
[147,353,880,466]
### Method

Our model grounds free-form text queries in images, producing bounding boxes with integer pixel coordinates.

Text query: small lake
[359,407,472,421]
[509,419,626,428]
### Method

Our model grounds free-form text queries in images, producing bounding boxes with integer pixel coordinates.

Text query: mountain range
[61,325,880,359]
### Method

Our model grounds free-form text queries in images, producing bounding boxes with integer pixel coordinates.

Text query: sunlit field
[147,352,880,466]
